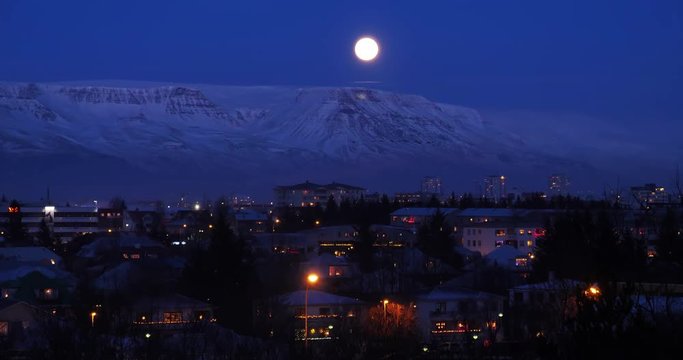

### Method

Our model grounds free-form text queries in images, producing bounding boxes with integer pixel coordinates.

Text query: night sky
[1,0,682,126]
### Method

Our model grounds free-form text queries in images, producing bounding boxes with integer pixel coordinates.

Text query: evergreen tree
[38,218,57,251]
[181,198,257,333]
[417,209,462,269]
[657,207,683,263]
[324,195,338,224]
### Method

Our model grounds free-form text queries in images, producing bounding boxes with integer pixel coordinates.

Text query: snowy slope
[0,81,588,199]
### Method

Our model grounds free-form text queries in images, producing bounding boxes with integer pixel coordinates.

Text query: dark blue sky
[1,0,682,125]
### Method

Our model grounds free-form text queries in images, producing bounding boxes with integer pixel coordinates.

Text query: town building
[482,175,507,202]
[421,177,442,196]
[416,284,504,347]
[389,208,458,232]
[0,203,99,242]
[630,183,670,206]
[273,181,365,207]
[548,174,570,195]
[394,192,423,205]
[456,208,550,256]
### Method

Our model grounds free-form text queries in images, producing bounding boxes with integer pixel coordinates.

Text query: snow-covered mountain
[0,81,625,199]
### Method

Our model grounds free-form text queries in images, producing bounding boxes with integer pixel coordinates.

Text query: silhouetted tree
[181,198,257,333]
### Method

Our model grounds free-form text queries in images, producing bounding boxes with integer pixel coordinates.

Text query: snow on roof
[390,208,458,217]
[633,295,683,315]
[483,245,527,269]
[0,261,72,283]
[419,286,503,302]
[0,247,62,263]
[234,209,268,221]
[94,262,134,290]
[77,236,164,258]
[280,290,363,307]
[304,253,348,266]
[511,279,584,291]
[275,181,323,190]
[458,208,519,217]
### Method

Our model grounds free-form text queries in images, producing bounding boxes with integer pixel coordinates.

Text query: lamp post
[90,311,97,327]
[304,273,319,349]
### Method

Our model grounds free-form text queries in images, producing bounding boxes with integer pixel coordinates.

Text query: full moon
[354,37,379,62]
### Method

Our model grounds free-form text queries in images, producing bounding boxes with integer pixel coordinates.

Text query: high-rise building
[548,174,570,194]
[483,175,506,202]
[421,176,442,196]
[630,184,669,205]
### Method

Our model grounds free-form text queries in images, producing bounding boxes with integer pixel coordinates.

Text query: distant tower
[548,174,570,195]
[483,175,506,202]
[421,176,442,196]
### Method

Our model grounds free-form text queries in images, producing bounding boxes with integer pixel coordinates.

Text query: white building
[457,209,549,256]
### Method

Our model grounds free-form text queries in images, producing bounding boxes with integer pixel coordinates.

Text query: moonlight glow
[354,37,379,62]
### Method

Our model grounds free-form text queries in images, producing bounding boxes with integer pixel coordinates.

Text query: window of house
[478,229,482,235]
[194,311,208,321]
[515,257,528,267]
[495,240,503,247]
[477,240,481,247]
[505,240,518,248]
[163,312,183,323]
[329,266,344,277]
[495,229,505,237]
[435,322,446,330]
[527,240,534,247]
[38,288,58,300]
[0,322,7,336]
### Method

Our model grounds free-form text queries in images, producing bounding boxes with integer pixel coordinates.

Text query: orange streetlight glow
[304,272,319,349]
[307,273,319,284]
[90,311,97,327]
[585,284,601,299]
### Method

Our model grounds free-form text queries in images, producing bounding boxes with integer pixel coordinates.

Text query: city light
[585,285,601,299]
[307,273,319,284]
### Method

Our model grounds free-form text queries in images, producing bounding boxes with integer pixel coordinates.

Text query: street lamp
[90,311,97,327]
[304,273,319,349]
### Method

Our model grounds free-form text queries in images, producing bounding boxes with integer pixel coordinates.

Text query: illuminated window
[495,229,506,237]
[0,322,7,336]
[495,240,503,247]
[163,312,183,323]
[130,254,141,260]
[515,258,528,267]
[194,311,207,321]
[527,240,533,247]
[329,266,345,277]
[519,229,525,235]
[435,322,446,330]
